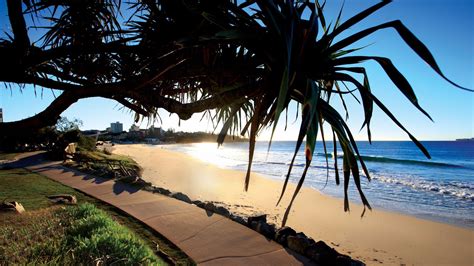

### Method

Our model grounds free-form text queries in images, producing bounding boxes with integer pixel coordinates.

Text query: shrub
[77,135,96,151]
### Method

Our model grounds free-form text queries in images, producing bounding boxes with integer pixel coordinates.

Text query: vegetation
[77,134,97,151]
[0,168,91,210]
[69,149,143,179]
[0,168,193,265]
[1,205,161,265]
[66,203,161,265]
[0,1,470,222]
[0,152,19,161]
[0,116,81,154]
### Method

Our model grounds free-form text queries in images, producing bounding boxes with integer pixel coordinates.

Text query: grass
[0,168,90,210]
[0,206,68,264]
[0,152,19,160]
[65,203,161,265]
[0,168,194,265]
[1,204,161,265]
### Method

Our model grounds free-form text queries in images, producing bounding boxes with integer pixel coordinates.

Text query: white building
[0,108,3,123]
[129,124,140,132]
[110,121,123,133]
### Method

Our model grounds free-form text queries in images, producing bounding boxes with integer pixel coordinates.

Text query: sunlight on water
[184,143,246,168]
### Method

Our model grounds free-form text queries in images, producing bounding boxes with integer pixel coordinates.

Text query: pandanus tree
[0,0,470,225]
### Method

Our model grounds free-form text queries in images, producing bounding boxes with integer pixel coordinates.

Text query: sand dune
[115,144,474,265]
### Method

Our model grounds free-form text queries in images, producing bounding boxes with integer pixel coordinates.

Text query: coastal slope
[115,144,473,265]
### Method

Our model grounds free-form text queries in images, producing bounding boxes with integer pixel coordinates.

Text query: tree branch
[0,91,79,136]
[7,0,30,53]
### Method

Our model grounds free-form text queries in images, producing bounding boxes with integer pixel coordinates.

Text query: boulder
[250,221,276,239]
[192,200,206,208]
[153,187,171,195]
[204,202,217,212]
[274,226,296,246]
[348,259,365,266]
[309,241,340,265]
[47,194,77,205]
[230,214,247,225]
[247,214,267,225]
[118,176,150,187]
[287,233,313,254]
[215,206,231,217]
[0,201,25,214]
[335,255,358,266]
[171,192,192,203]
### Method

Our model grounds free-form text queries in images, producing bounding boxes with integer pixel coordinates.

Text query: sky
[0,0,472,141]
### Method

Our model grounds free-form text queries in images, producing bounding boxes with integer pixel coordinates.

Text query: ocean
[162,141,474,228]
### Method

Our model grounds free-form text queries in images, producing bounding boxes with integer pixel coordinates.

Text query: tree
[0,0,470,224]
[55,117,83,132]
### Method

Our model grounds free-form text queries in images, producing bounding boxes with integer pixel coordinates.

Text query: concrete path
[12,153,309,265]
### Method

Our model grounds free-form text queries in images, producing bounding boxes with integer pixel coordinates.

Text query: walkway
[13,152,309,265]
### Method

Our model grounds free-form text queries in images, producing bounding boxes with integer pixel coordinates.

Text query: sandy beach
[114,144,473,265]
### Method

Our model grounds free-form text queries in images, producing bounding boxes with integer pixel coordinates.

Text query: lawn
[0,168,193,265]
[0,152,19,161]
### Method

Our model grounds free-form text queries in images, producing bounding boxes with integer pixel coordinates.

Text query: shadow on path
[113,181,141,195]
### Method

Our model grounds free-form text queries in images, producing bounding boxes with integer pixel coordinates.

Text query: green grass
[1,204,162,265]
[0,169,90,210]
[0,169,194,265]
[65,203,161,265]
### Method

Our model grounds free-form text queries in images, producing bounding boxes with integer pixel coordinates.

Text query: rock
[192,200,206,208]
[118,176,150,187]
[247,214,267,225]
[230,214,247,225]
[287,233,313,254]
[204,202,217,212]
[335,255,357,266]
[309,241,340,265]
[275,226,296,246]
[0,201,25,214]
[305,244,320,261]
[215,206,231,217]
[47,194,77,205]
[171,192,192,203]
[153,186,171,195]
[349,259,366,266]
[251,221,276,239]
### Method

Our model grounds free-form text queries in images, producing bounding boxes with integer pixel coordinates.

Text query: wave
[373,176,474,201]
[315,153,464,168]
[263,161,335,170]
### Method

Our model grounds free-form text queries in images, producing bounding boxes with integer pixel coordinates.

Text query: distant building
[0,108,3,123]
[129,124,140,132]
[110,122,123,133]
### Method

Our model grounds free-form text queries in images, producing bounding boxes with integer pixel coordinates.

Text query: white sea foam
[372,176,474,201]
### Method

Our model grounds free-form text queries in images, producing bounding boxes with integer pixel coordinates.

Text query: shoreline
[250,172,474,231]
[114,144,474,265]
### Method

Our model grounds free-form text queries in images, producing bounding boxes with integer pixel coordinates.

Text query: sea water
[162,141,474,228]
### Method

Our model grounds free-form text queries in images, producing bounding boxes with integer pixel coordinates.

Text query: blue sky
[0,0,472,140]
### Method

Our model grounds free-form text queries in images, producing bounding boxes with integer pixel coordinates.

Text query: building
[110,121,123,133]
[129,124,140,132]
[0,108,3,123]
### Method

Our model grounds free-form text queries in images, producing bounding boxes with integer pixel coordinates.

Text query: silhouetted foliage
[0,0,470,221]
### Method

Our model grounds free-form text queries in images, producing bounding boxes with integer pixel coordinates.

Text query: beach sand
[114,144,473,265]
